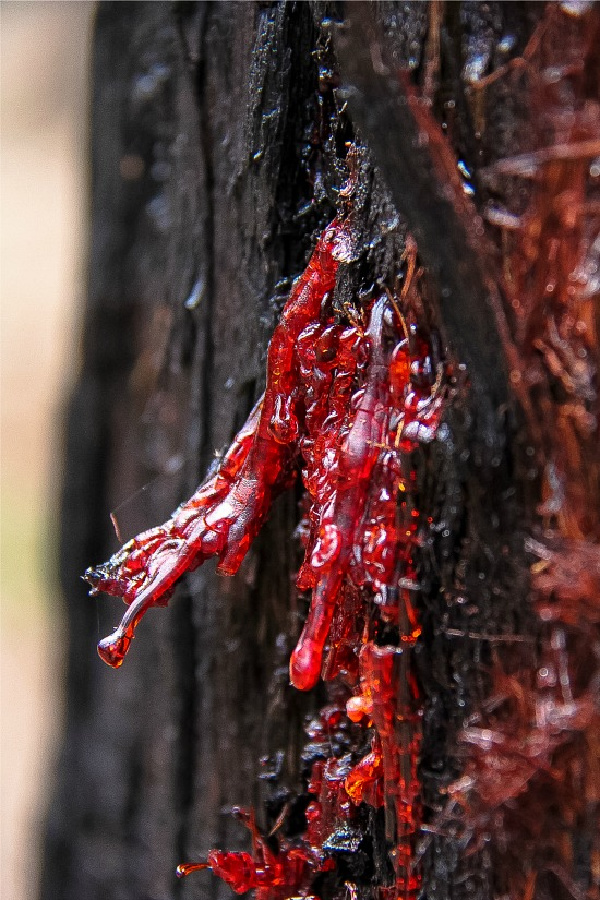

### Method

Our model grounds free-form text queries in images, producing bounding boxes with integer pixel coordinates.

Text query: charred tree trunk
[41,4,599,900]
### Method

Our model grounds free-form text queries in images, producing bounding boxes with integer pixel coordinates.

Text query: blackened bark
[41,4,598,900]
[43,6,332,899]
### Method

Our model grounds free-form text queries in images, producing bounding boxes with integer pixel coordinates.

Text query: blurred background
[1,3,95,898]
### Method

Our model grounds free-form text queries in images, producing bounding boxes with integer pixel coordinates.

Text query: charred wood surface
[41,4,599,900]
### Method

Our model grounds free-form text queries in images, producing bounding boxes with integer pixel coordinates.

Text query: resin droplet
[176,862,209,878]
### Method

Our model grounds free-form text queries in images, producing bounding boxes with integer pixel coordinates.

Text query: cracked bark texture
[41,4,598,900]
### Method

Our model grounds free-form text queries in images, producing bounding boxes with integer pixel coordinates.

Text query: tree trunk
[41,4,599,900]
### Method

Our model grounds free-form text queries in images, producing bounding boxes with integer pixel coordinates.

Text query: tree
[41,4,599,900]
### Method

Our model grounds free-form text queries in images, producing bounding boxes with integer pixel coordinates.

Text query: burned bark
[41,4,599,900]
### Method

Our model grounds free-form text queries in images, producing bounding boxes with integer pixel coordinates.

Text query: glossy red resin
[87,209,443,899]
[177,749,341,900]
[85,219,346,667]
